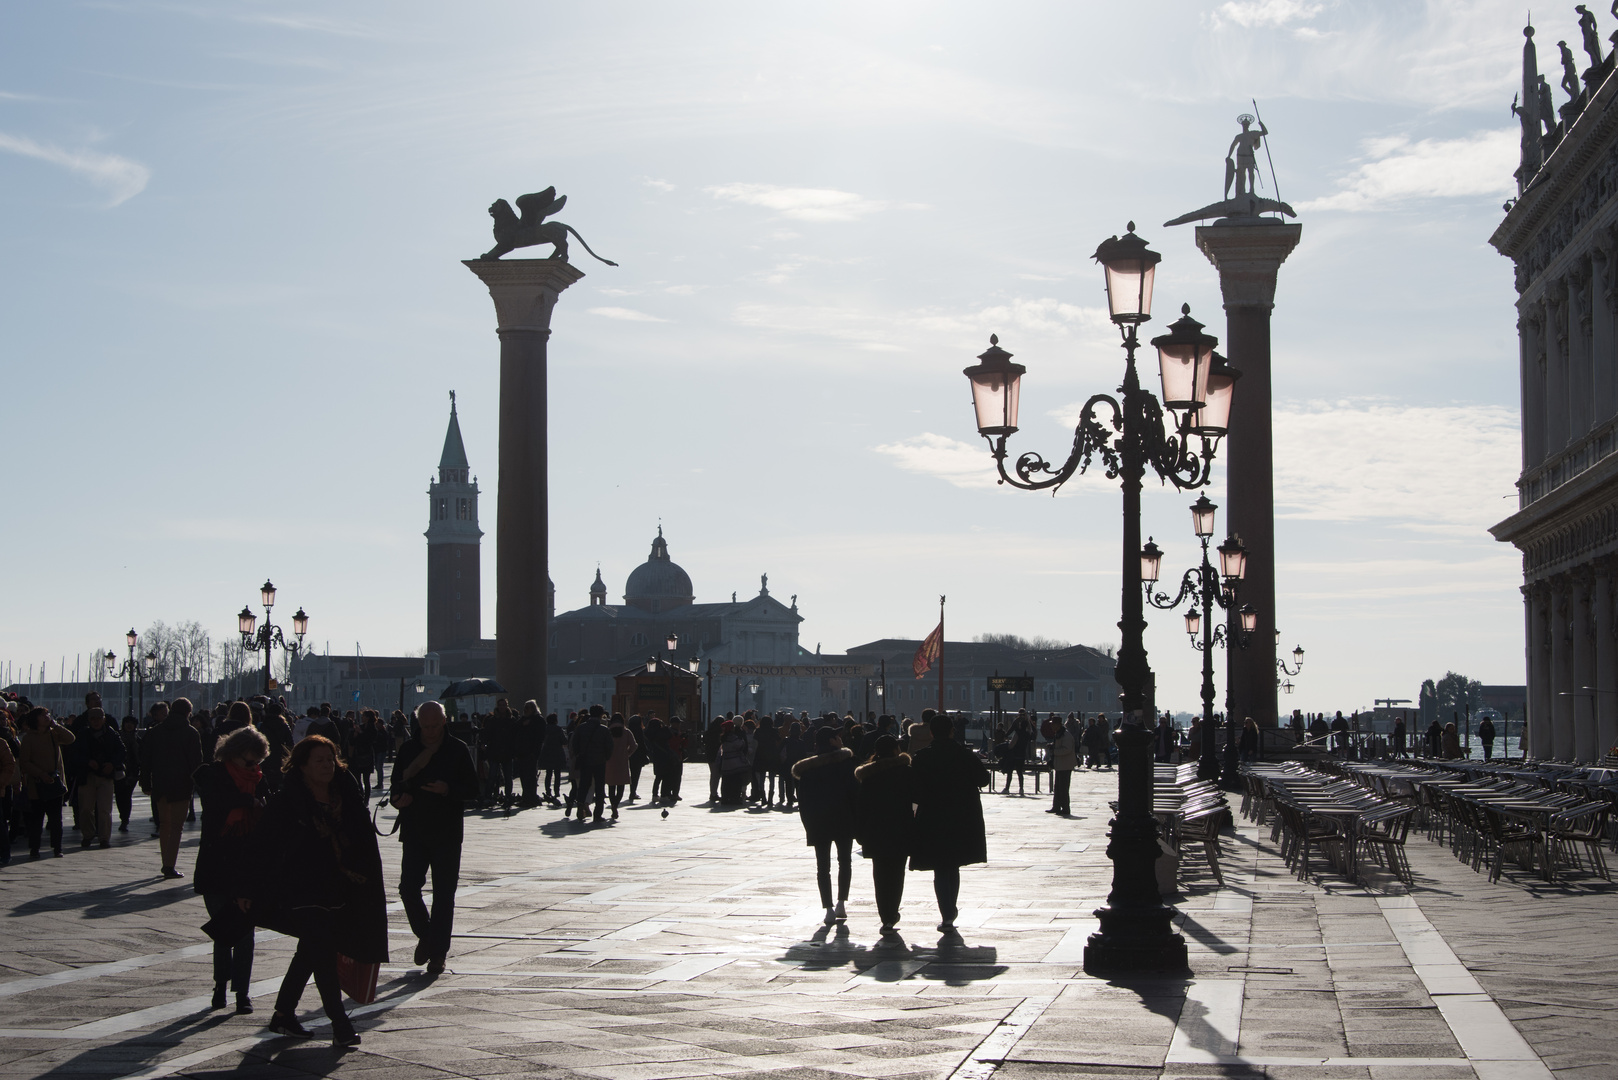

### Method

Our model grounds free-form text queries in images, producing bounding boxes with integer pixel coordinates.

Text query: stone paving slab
[2,766,1611,1079]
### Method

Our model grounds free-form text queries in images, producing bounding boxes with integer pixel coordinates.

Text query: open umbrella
[439,678,506,700]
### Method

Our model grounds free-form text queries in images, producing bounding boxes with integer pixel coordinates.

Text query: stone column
[1546,280,1570,451]
[463,258,586,709]
[1594,559,1617,759]
[1521,303,1546,470]
[1570,261,1594,438]
[1551,575,1575,759]
[1527,582,1552,757]
[1195,223,1302,729]
[1573,567,1597,761]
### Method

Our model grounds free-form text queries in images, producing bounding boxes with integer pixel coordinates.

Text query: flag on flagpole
[913,621,943,678]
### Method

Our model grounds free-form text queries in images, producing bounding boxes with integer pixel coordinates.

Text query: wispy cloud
[1211,0,1323,29]
[1273,400,1519,530]
[587,306,668,323]
[732,297,1110,353]
[707,183,922,222]
[0,132,149,205]
[1299,129,1517,212]
[872,433,1001,489]
[642,177,675,192]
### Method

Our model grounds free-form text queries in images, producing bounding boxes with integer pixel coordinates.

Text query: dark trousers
[114,776,137,826]
[274,932,345,1023]
[575,762,607,818]
[203,893,255,993]
[1052,769,1071,815]
[780,772,796,806]
[629,762,643,798]
[400,830,462,960]
[934,865,961,923]
[25,793,63,854]
[0,792,11,864]
[543,767,562,799]
[871,854,906,927]
[1482,739,1494,761]
[814,837,853,908]
[665,762,683,801]
[516,756,537,801]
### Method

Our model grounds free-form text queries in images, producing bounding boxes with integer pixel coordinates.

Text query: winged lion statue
[478,187,618,265]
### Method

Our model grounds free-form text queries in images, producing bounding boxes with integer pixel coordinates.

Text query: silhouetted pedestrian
[793,726,858,926]
[910,713,989,933]
[194,725,270,1014]
[854,734,913,935]
[391,701,478,974]
[257,735,385,1047]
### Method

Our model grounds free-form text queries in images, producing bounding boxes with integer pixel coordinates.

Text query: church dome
[624,528,694,612]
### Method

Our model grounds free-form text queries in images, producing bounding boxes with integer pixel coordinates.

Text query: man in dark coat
[792,726,858,925]
[569,705,612,823]
[140,697,203,878]
[1479,715,1496,761]
[909,712,990,933]
[71,707,124,849]
[391,700,479,975]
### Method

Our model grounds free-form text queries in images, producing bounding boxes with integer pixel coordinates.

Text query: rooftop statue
[478,186,619,265]
[1164,112,1296,228]
[1578,5,1604,73]
[1559,40,1581,99]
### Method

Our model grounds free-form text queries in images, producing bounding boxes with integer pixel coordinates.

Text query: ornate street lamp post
[105,630,158,721]
[237,580,308,695]
[963,223,1238,974]
[1143,496,1250,783]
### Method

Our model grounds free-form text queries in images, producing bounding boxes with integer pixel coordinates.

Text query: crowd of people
[1,687,1140,1047]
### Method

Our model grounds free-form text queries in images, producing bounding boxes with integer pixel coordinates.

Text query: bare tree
[973,632,1074,652]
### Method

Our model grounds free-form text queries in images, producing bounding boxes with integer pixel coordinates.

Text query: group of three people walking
[792,711,989,935]
[193,699,474,1048]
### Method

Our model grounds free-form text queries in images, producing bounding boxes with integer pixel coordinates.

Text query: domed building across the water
[548,527,809,714]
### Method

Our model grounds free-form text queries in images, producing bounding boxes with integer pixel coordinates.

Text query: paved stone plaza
[2,768,1614,1080]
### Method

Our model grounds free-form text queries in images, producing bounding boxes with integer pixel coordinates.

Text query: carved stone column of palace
[1591,244,1616,424]
[1195,223,1302,729]
[1522,303,1546,469]
[1570,261,1594,439]
[1573,567,1597,761]
[1551,576,1575,759]
[1528,582,1552,757]
[1594,559,1617,758]
[463,258,586,709]
[1547,280,1571,452]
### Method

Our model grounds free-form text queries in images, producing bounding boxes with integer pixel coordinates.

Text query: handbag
[335,953,379,1005]
[44,771,67,803]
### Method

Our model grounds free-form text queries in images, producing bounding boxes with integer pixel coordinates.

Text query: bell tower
[426,391,482,652]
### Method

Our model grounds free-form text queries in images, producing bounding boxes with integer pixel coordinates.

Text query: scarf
[223,761,263,833]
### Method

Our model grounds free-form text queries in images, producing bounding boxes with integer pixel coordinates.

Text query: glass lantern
[963,336,1026,437]
[1150,305,1217,413]
[1091,223,1161,324]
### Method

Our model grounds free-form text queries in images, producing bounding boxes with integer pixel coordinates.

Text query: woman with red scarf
[194,725,271,1014]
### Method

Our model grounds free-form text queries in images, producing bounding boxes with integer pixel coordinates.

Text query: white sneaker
[834,901,847,922]
[823,907,837,926]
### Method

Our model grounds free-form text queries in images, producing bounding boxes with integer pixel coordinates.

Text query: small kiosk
[612,658,702,723]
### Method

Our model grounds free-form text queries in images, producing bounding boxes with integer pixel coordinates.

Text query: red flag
[913,621,942,678]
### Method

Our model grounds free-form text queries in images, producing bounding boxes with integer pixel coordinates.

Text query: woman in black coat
[194,725,271,1014]
[791,726,858,926]
[1000,716,1031,795]
[854,735,914,935]
[254,735,387,1047]
[910,713,990,933]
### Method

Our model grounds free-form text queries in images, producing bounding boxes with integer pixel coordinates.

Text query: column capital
[1193,223,1303,310]
[464,259,585,332]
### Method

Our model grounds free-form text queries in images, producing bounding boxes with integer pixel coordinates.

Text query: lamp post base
[1083,906,1189,973]
[1083,726,1190,976]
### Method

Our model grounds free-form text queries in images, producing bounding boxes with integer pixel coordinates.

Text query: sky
[0,0,1543,714]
